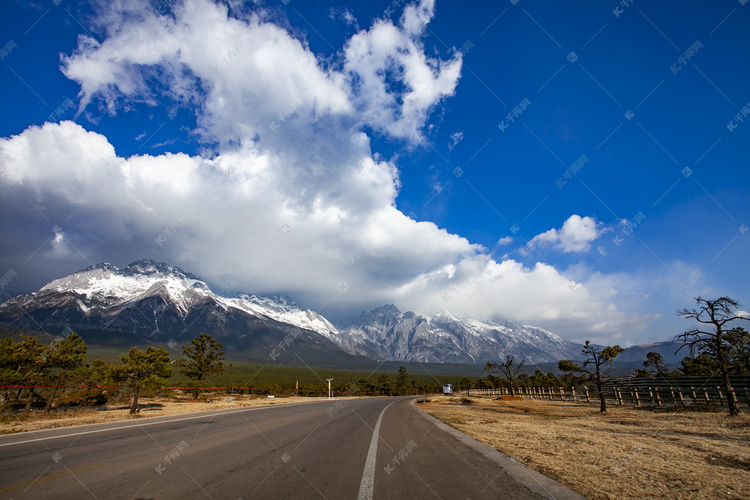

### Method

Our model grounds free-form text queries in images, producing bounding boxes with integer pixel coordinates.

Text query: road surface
[0,397,583,499]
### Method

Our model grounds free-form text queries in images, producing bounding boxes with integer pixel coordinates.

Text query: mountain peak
[238,293,298,308]
[372,303,402,314]
[79,262,119,274]
[123,259,200,281]
[335,304,404,330]
[356,304,403,322]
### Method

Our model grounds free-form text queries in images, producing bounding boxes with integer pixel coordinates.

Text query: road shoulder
[410,399,586,500]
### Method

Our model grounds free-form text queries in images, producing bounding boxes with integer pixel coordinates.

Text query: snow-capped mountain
[0,260,583,365]
[0,260,359,366]
[3,260,336,338]
[327,304,582,364]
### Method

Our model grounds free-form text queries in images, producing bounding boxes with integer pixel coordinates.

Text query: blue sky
[0,0,748,344]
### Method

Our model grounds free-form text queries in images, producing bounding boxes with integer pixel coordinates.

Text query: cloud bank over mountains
[0,0,653,341]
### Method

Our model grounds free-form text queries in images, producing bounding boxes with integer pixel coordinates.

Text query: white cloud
[330,7,358,29]
[342,0,462,143]
[527,215,604,253]
[448,131,463,151]
[497,236,513,246]
[62,0,460,149]
[393,255,653,341]
[63,0,353,149]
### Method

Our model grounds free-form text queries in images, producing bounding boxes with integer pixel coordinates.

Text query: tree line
[333,366,436,397]
[0,331,432,414]
[1,332,225,415]
[484,296,749,415]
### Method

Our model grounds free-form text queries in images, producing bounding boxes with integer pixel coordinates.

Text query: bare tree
[559,341,624,412]
[486,355,525,397]
[675,296,749,416]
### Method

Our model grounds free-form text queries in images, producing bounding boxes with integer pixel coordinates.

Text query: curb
[410,399,587,500]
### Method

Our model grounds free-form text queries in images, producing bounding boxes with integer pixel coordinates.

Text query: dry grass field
[0,394,316,434]
[422,396,750,499]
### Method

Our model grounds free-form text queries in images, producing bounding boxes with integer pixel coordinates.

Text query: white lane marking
[357,401,396,500]
[0,401,318,448]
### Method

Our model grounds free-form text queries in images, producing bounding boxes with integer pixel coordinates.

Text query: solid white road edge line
[356,400,396,500]
[0,401,320,448]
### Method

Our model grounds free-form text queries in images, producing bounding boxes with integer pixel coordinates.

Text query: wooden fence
[467,375,750,409]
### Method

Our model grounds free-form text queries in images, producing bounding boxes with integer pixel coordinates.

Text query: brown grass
[0,394,319,434]
[423,396,750,499]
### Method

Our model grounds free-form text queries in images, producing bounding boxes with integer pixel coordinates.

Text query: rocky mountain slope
[326,305,583,364]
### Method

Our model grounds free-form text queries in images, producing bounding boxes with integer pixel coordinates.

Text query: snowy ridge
[329,305,582,364]
[226,293,337,337]
[37,260,337,336]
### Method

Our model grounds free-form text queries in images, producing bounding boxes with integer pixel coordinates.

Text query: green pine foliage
[111,346,173,414]
[177,333,225,398]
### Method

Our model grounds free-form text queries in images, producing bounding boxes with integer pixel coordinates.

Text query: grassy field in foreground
[0,394,315,434]
[422,397,750,500]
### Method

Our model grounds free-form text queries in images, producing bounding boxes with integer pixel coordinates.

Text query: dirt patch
[0,395,328,434]
[423,397,750,499]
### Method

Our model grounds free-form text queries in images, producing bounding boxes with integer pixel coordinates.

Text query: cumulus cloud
[62,0,460,148]
[0,0,648,340]
[343,0,462,143]
[393,255,653,341]
[62,0,353,148]
[527,215,605,253]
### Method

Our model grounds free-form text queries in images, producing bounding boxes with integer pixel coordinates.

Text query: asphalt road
[0,398,582,499]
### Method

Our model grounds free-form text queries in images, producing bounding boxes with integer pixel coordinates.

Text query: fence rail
[467,376,750,409]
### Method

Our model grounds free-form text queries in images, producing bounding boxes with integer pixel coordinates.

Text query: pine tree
[113,346,173,414]
[643,351,666,377]
[0,336,46,413]
[43,332,87,412]
[178,334,225,399]
[395,366,410,396]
